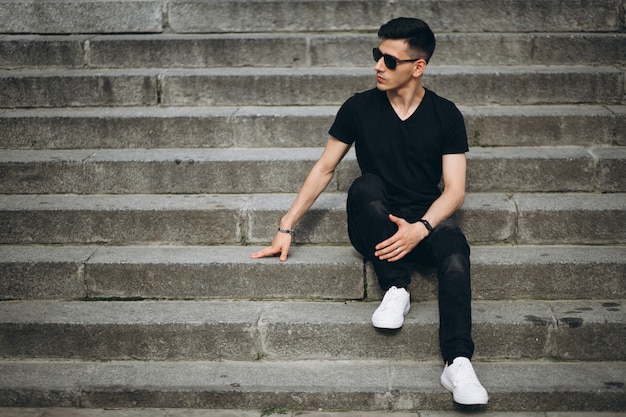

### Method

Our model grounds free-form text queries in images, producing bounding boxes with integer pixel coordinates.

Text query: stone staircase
[0,0,625,412]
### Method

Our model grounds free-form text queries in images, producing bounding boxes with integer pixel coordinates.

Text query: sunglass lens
[372,48,397,70]
[383,55,396,69]
[372,48,382,62]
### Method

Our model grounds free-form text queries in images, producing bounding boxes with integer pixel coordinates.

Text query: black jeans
[347,174,475,363]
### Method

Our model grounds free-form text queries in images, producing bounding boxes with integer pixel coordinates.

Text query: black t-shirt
[329,88,468,214]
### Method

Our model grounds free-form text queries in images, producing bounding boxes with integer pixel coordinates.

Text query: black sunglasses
[373,47,421,70]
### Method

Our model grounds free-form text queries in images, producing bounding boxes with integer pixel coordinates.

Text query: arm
[375,153,467,261]
[251,136,351,261]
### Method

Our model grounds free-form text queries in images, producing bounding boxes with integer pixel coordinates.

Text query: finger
[278,240,291,262]
[375,235,396,251]
[386,247,405,262]
[388,213,405,226]
[251,247,279,259]
[377,245,399,260]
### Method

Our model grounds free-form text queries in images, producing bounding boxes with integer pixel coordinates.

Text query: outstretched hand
[374,214,427,262]
[251,232,292,262]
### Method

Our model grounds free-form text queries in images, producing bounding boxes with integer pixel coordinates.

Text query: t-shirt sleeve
[441,101,469,155]
[328,95,358,145]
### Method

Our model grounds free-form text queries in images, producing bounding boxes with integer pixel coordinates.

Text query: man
[252,17,488,406]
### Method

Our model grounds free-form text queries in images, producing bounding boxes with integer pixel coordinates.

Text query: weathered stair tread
[0,359,624,411]
[1,146,623,193]
[2,105,622,149]
[1,193,624,245]
[1,0,622,35]
[1,66,622,108]
[1,245,624,301]
[0,299,624,362]
[2,33,624,68]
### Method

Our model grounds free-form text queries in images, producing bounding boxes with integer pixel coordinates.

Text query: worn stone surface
[167,0,388,33]
[158,67,623,107]
[0,36,86,69]
[4,146,621,194]
[84,245,364,300]
[0,246,94,300]
[466,147,596,192]
[2,245,623,302]
[3,33,623,70]
[1,300,623,362]
[0,361,624,410]
[0,410,624,417]
[0,70,158,108]
[0,194,246,245]
[515,193,626,244]
[592,146,626,192]
[0,1,162,34]
[1,106,621,150]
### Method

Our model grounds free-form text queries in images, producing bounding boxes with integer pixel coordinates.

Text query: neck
[386,82,426,120]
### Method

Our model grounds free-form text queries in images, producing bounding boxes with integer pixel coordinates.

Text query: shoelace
[379,287,403,311]
[450,360,481,387]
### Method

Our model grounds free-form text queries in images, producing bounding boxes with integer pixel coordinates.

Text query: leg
[425,217,474,363]
[347,174,411,329]
[346,174,411,290]
[427,218,488,405]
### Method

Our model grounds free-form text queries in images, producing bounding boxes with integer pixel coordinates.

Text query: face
[374,39,423,92]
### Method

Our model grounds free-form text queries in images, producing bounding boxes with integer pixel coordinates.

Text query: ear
[412,58,427,78]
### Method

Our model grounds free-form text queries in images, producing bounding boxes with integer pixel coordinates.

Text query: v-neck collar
[384,88,429,122]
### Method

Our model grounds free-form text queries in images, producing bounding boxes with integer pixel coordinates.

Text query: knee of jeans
[438,253,471,290]
[431,222,470,259]
[441,253,470,276]
[348,174,385,202]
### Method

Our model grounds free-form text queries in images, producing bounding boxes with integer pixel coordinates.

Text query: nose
[374,56,385,72]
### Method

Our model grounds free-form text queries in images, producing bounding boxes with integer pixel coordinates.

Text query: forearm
[280,162,335,229]
[420,188,465,229]
[421,153,467,229]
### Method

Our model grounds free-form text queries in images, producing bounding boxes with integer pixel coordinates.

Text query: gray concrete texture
[2,33,624,69]
[0,410,625,417]
[1,106,623,150]
[1,245,624,301]
[1,193,625,245]
[0,147,624,194]
[1,67,623,108]
[0,361,624,410]
[1,245,624,302]
[0,299,624,362]
[6,0,621,34]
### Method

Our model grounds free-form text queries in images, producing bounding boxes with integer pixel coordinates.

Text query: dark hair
[378,17,436,63]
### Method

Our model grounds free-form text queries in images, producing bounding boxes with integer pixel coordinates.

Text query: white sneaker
[440,357,489,405]
[371,286,410,329]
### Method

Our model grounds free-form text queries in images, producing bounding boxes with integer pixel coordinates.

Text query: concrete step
[1,146,623,194]
[2,0,621,34]
[1,193,624,245]
[1,67,622,108]
[2,33,625,69]
[0,411,620,417]
[1,245,624,302]
[0,299,624,362]
[2,105,623,150]
[1,360,624,411]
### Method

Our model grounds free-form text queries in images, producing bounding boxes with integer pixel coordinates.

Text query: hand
[374,214,428,262]
[251,232,292,262]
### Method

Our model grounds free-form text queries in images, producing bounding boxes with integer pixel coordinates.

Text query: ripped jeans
[347,174,475,363]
